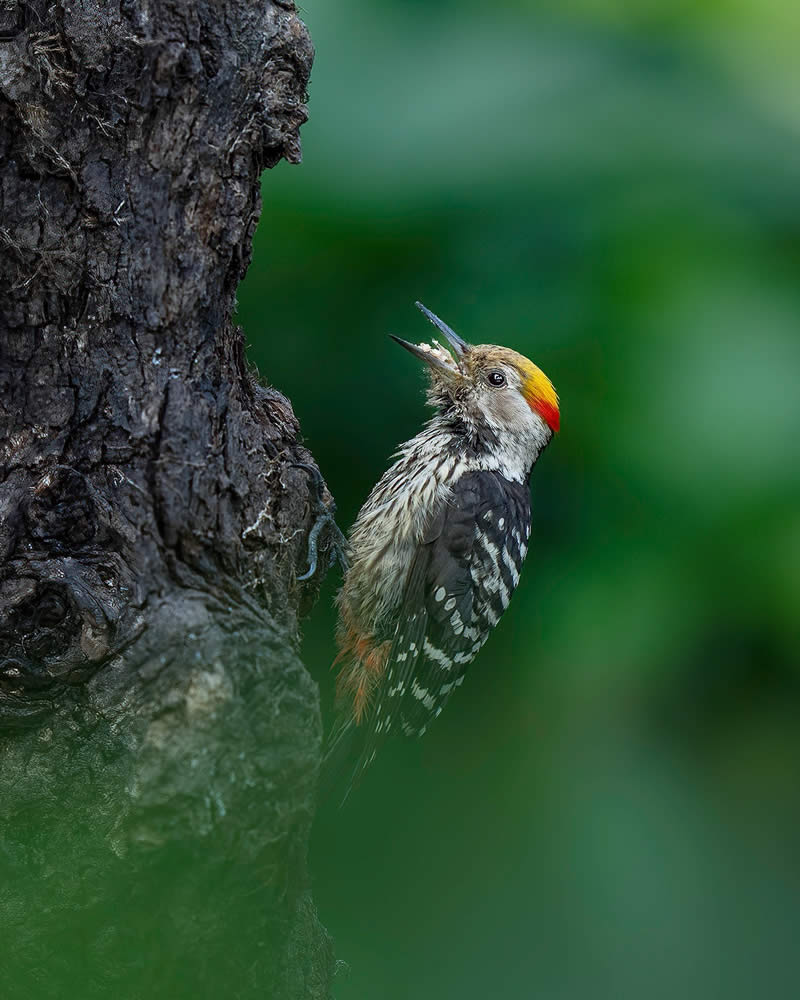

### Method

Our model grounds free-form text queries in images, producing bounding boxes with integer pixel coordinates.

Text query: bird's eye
[487,370,506,387]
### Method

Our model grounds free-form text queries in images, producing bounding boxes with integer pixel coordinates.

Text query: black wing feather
[344,471,531,794]
[397,471,530,734]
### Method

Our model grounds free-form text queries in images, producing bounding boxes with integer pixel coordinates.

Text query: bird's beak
[389,335,459,377]
[389,302,471,376]
[415,302,471,362]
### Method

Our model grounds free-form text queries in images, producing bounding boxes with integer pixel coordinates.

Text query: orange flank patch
[333,626,391,724]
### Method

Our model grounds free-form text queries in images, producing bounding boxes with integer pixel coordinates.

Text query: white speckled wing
[353,470,531,781]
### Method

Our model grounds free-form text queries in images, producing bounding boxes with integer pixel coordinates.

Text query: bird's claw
[291,462,350,581]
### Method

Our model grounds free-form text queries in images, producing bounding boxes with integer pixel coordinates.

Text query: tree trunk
[0,2,335,996]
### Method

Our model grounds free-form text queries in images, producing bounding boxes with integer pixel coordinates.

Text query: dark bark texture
[0,2,336,996]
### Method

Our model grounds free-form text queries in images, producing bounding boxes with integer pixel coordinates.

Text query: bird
[325,301,559,796]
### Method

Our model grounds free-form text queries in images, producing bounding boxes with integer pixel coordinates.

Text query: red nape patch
[534,399,560,433]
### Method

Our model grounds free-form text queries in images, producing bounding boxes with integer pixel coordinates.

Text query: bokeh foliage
[238,2,800,997]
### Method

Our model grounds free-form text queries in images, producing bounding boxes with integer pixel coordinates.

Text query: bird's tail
[319,714,363,806]
[320,708,386,806]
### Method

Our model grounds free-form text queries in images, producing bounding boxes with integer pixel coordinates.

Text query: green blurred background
[238,2,800,997]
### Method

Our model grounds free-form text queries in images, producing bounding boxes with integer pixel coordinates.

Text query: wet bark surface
[0,2,335,996]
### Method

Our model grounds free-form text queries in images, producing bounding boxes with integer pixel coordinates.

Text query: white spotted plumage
[328,303,559,794]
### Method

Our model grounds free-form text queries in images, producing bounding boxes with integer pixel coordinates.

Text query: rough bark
[0,2,335,996]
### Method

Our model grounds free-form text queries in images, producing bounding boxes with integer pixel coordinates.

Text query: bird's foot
[291,462,350,581]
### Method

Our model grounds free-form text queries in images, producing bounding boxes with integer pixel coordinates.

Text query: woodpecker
[328,302,559,792]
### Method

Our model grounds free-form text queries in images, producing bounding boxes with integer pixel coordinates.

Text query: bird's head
[391,303,560,447]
